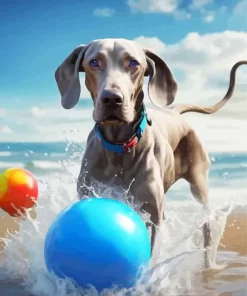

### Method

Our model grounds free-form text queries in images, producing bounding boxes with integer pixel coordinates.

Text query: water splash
[0,142,245,296]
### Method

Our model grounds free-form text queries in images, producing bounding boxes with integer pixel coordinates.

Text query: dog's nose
[101,90,123,107]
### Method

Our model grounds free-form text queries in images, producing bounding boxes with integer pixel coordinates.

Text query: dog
[55,38,246,266]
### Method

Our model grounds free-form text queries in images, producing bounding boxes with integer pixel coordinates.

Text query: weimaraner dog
[55,38,246,266]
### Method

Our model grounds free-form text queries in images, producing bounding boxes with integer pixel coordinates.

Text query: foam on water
[1,146,246,296]
[0,162,25,170]
[0,151,12,157]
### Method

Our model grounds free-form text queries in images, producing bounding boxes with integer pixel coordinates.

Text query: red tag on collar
[122,137,138,152]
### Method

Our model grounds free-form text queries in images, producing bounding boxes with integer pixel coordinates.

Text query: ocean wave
[0,160,64,175]
[1,169,246,296]
[29,161,63,169]
[0,162,24,170]
[50,152,67,158]
[0,151,12,157]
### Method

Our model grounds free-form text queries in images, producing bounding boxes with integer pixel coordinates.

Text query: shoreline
[218,212,247,256]
[0,208,246,295]
[1,209,246,254]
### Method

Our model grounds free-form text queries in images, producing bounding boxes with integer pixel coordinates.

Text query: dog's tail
[171,60,247,115]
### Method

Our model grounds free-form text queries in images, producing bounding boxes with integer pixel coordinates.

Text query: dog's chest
[86,163,136,203]
[92,156,134,185]
[83,148,137,191]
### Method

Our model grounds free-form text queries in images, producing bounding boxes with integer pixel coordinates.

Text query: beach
[0,142,246,295]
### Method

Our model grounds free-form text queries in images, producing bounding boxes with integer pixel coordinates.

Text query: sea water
[0,139,246,296]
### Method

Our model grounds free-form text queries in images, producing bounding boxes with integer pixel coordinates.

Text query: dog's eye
[129,60,139,68]
[89,59,99,68]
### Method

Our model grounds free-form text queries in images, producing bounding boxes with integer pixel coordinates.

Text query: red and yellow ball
[0,168,38,217]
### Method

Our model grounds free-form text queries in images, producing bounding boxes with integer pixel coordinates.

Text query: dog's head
[55,38,177,125]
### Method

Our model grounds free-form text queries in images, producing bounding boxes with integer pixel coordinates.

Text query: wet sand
[0,210,246,295]
[201,211,247,295]
[219,212,247,256]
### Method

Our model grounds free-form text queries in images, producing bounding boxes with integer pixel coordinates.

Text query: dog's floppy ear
[55,45,88,109]
[144,49,177,108]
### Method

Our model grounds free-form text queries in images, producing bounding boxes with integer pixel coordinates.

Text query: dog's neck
[99,115,142,144]
[94,104,149,154]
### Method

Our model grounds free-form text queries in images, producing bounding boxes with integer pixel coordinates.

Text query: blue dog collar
[94,107,148,154]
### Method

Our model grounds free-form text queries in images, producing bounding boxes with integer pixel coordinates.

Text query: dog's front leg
[133,178,165,255]
[76,157,95,200]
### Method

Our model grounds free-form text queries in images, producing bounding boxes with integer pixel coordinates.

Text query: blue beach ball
[44,198,151,291]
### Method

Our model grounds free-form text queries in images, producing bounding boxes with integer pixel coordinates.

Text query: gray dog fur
[55,38,247,267]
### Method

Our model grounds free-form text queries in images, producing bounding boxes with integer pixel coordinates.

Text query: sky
[0,0,247,151]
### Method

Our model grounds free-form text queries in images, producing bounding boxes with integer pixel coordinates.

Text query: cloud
[229,0,247,27]
[135,31,247,86]
[1,102,94,143]
[135,31,247,65]
[228,0,247,31]
[148,107,247,153]
[126,0,245,25]
[2,100,247,152]
[127,0,178,13]
[93,8,116,17]
[189,0,213,10]
[135,36,167,54]
[126,0,218,23]
[0,108,6,117]
[135,30,247,123]
[30,106,46,118]
[203,13,214,23]
[233,0,247,16]
[2,30,247,152]
[0,126,13,134]
[173,9,191,20]
[79,76,91,98]
[188,0,215,23]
